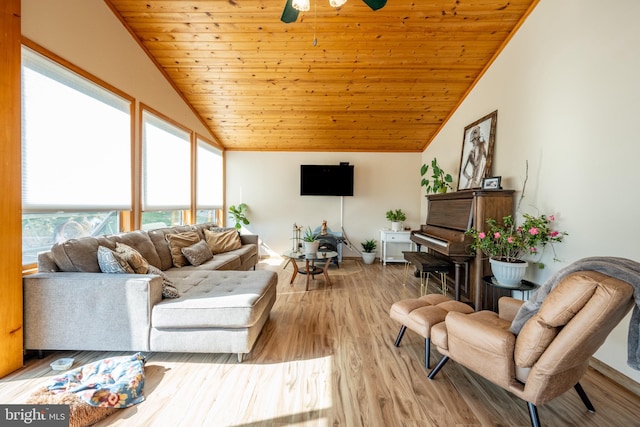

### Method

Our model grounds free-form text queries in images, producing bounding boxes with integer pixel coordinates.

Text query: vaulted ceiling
[105,0,538,152]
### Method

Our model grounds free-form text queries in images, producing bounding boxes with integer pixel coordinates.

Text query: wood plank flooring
[2,258,640,426]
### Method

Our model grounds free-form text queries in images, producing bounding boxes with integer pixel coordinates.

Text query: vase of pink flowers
[466,213,567,286]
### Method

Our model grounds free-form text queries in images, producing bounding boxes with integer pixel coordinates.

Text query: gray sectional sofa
[23,222,277,362]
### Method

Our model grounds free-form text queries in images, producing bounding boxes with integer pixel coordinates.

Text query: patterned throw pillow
[147,265,180,299]
[115,242,149,274]
[97,246,134,274]
[204,228,242,254]
[181,239,213,266]
[165,231,201,267]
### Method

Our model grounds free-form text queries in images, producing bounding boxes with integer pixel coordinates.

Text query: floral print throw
[46,353,146,408]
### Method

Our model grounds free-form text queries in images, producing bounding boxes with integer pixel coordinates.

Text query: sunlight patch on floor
[259,255,286,267]
[224,355,333,427]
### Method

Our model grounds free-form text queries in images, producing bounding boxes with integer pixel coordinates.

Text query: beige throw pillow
[204,228,242,254]
[115,242,149,274]
[165,231,201,267]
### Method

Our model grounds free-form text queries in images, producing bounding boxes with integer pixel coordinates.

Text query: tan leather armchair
[428,271,635,427]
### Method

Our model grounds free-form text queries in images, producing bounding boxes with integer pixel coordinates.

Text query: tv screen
[300,164,354,196]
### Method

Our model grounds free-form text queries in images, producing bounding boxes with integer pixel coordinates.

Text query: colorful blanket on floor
[46,352,146,408]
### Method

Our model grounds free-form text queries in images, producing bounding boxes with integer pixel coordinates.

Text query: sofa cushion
[204,228,242,254]
[50,237,101,272]
[165,231,201,268]
[152,270,277,328]
[181,239,213,267]
[115,242,149,274]
[97,246,135,274]
[514,273,599,368]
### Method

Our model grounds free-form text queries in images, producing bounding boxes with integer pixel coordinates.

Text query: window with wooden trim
[195,136,223,225]
[141,108,192,229]
[21,46,132,265]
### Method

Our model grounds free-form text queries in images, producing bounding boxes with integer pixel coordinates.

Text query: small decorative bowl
[50,358,74,371]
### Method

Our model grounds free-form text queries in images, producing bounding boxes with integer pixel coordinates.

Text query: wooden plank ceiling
[106,0,538,152]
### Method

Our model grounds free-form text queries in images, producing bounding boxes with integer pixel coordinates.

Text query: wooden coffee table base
[289,256,334,291]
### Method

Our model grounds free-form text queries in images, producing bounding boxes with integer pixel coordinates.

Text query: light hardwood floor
[2,258,640,426]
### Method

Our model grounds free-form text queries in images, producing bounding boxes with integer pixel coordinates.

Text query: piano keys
[411,189,514,310]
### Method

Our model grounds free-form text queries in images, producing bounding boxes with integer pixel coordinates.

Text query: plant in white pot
[466,213,567,286]
[386,209,407,231]
[360,239,377,265]
[302,226,319,256]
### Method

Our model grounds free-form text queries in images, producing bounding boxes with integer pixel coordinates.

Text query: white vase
[390,221,403,231]
[362,252,376,265]
[489,258,528,287]
[303,241,319,257]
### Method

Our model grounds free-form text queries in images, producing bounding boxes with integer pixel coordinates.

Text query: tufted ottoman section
[150,270,277,361]
[390,294,473,369]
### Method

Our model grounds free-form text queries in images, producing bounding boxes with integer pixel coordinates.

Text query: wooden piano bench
[402,251,453,295]
[390,294,473,369]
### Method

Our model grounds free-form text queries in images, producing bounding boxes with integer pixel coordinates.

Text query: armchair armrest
[498,297,525,322]
[445,311,516,389]
[240,234,258,245]
[23,272,163,352]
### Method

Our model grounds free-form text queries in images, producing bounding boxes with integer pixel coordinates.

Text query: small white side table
[379,229,414,265]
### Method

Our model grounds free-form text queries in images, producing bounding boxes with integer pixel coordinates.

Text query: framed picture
[481,176,501,190]
[457,110,497,190]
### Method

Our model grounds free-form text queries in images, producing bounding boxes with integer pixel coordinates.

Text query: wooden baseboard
[590,357,640,397]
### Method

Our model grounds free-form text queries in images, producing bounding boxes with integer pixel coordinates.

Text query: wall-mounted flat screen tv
[300,164,354,196]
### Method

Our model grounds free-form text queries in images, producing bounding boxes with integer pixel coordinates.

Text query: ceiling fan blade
[361,0,387,11]
[281,0,300,23]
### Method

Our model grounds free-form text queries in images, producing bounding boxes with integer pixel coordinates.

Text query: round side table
[482,275,537,312]
[284,251,338,291]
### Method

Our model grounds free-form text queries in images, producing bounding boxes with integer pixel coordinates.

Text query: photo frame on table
[457,110,497,190]
[481,176,501,190]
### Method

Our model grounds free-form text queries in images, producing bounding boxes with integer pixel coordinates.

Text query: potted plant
[228,203,249,230]
[386,209,407,231]
[421,158,453,194]
[302,226,319,256]
[360,239,377,264]
[466,212,567,286]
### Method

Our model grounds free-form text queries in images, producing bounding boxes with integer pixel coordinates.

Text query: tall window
[141,109,191,229]
[195,137,223,225]
[21,46,131,264]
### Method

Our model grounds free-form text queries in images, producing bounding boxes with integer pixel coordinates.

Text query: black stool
[402,251,453,296]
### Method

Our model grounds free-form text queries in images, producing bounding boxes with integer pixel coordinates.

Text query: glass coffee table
[283,250,338,291]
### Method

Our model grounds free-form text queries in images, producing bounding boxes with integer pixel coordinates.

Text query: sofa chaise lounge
[23,223,277,362]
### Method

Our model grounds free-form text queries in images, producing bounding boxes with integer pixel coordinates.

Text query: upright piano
[410,189,514,310]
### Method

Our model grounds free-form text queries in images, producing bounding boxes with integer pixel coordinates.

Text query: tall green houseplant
[421,158,453,194]
[228,203,250,230]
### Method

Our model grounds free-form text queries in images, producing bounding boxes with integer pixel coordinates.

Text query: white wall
[225,152,421,258]
[424,0,640,382]
[21,0,214,140]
